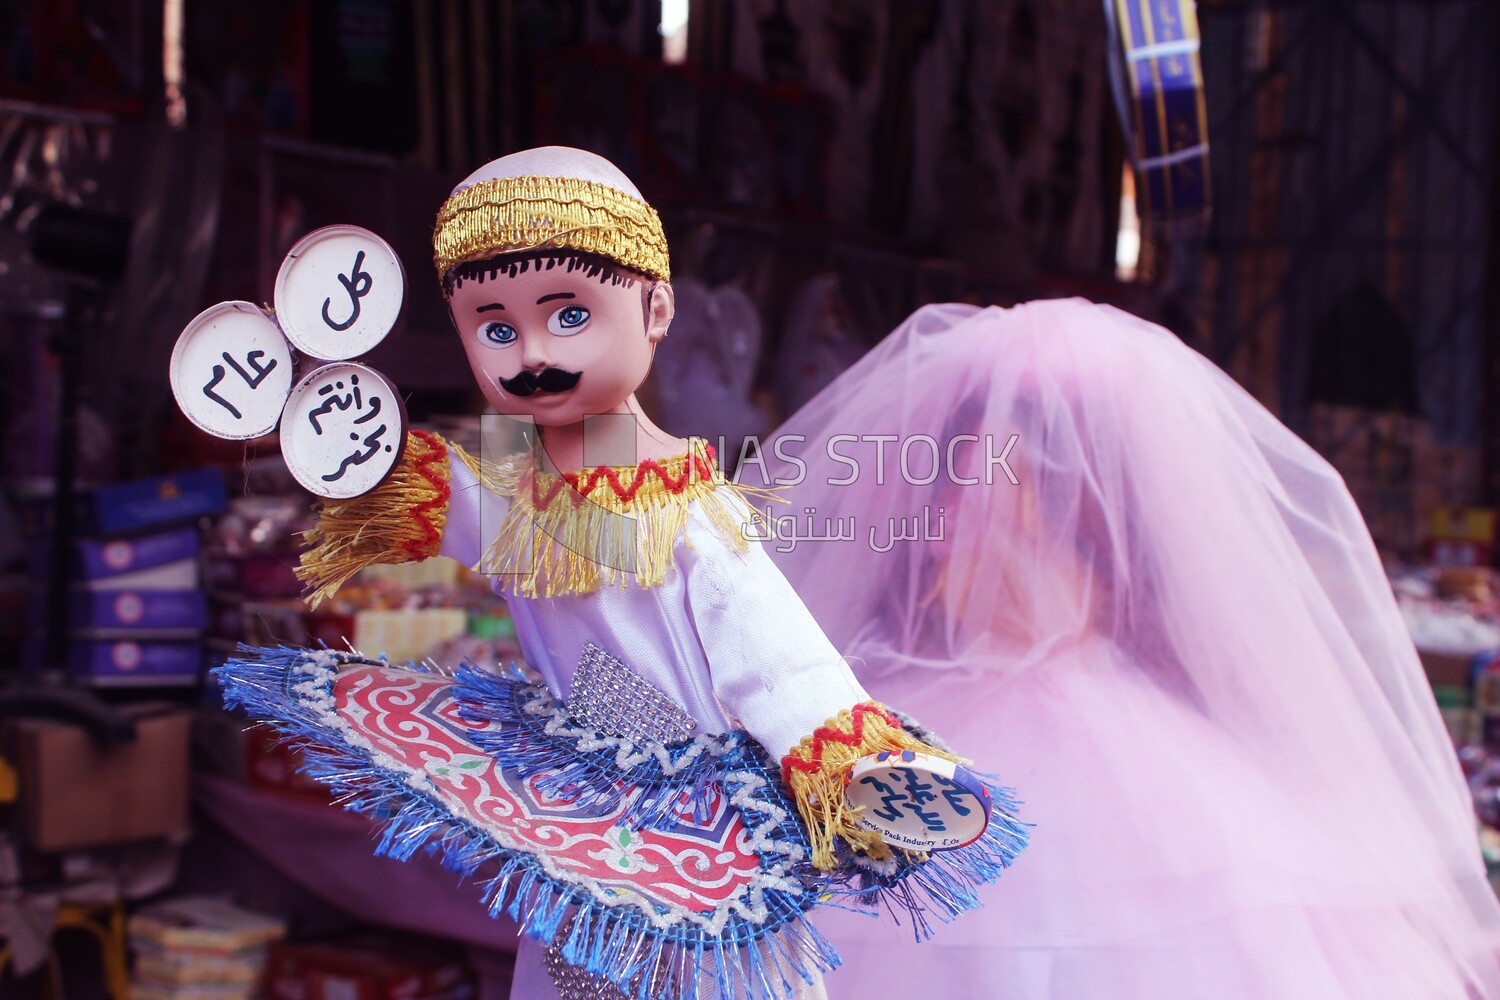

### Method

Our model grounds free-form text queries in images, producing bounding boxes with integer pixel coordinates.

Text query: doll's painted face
[446,252,672,427]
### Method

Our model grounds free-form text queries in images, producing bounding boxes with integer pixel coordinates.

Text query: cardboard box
[204,553,302,600]
[353,609,467,663]
[304,609,357,649]
[29,589,208,635]
[73,640,203,685]
[1420,648,1476,689]
[265,933,472,1000]
[1306,405,1482,559]
[191,707,252,784]
[1427,507,1497,568]
[208,598,309,646]
[86,558,200,592]
[1441,705,1481,748]
[128,894,287,955]
[1473,653,1500,712]
[78,527,202,580]
[89,469,228,535]
[244,726,332,803]
[8,704,191,851]
[21,639,204,684]
[28,526,202,583]
[18,469,227,539]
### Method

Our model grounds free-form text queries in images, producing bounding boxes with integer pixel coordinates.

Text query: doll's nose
[519,337,552,372]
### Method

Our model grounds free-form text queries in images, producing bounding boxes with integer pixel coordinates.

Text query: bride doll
[764,299,1500,999]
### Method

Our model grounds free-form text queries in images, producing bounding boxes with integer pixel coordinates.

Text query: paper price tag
[846,751,993,852]
[169,301,294,440]
[274,225,405,361]
[280,362,407,499]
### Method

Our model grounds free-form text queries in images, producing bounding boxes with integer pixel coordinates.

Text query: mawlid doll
[216,147,1027,1000]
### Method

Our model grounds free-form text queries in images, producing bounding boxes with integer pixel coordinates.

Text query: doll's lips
[499,368,582,397]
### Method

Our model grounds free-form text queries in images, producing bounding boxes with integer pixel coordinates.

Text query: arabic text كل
[321,249,374,332]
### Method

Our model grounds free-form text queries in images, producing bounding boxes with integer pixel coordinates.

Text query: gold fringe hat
[432,174,671,292]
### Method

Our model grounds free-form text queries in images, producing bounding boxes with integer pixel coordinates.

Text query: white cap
[453,146,644,200]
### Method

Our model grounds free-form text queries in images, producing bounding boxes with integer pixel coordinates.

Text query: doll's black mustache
[499,367,582,396]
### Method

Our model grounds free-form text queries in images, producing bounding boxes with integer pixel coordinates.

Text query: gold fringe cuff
[781,702,963,872]
[296,429,454,608]
[474,439,774,599]
[433,175,671,286]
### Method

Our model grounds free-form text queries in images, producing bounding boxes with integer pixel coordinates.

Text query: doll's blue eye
[547,305,591,337]
[479,321,517,348]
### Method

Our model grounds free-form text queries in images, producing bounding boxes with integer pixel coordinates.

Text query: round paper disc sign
[281,362,407,499]
[274,225,406,360]
[846,751,993,852]
[170,301,294,440]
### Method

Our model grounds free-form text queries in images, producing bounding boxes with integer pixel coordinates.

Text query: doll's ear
[645,282,675,345]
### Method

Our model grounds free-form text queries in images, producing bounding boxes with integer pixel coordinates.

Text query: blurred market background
[0,1,1498,998]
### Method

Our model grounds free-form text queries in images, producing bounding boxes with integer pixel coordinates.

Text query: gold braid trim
[475,439,774,599]
[781,702,964,872]
[433,175,671,287]
[296,429,456,608]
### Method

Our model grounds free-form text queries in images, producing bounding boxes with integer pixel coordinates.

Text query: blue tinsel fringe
[214,645,1030,996]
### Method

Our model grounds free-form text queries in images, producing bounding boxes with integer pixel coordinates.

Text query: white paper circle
[280,362,407,499]
[274,225,406,361]
[170,301,294,440]
[846,751,993,852]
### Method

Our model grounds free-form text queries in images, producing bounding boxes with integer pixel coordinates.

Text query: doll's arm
[686,518,972,870]
[297,430,507,605]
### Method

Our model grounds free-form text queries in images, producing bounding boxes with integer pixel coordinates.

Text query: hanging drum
[1107,0,1211,225]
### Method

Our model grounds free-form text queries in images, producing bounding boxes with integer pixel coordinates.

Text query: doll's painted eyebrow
[536,292,576,304]
[476,303,505,312]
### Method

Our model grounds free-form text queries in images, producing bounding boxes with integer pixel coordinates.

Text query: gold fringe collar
[468,438,770,599]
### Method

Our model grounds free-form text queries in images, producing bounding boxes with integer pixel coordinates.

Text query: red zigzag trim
[399,430,452,562]
[531,443,718,509]
[780,702,903,785]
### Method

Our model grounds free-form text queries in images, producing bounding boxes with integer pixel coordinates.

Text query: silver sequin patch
[567,642,698,744]
[542,943,632,1000]
[543,929,830,1000]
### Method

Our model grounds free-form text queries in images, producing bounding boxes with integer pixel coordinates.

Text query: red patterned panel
[333,665,765,913]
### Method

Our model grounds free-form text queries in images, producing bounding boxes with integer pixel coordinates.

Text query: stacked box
[128,896,287,1000]
[1306,404,1483,559]
[8,703,192,851]
[1473,653,1500,751]
[243,723,333,803]
[18,468,229,540]
[22,470,227,686]
[265,932,474,1000]
[1428,508,1498,569]
[202,497,314,658]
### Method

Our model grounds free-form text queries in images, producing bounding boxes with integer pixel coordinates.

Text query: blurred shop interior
[0,1,1498,997]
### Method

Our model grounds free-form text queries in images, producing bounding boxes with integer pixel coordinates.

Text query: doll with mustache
[218,148,1026,1000]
